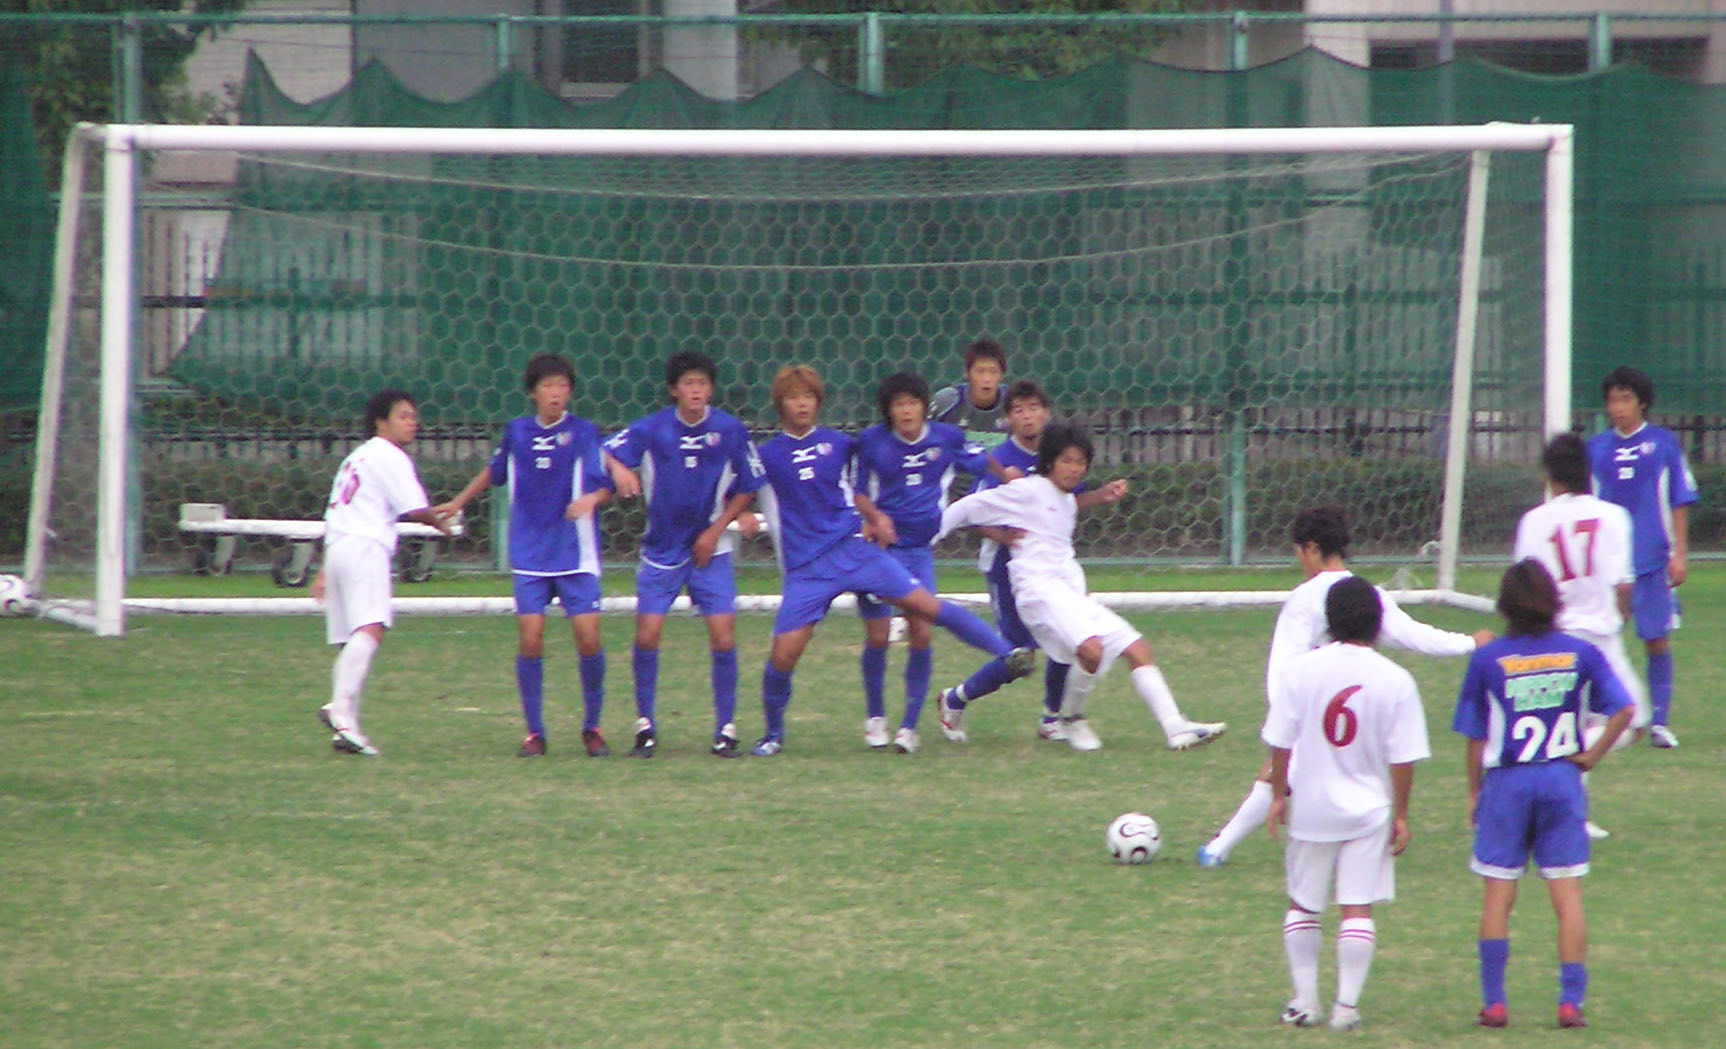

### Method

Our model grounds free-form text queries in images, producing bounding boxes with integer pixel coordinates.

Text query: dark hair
[1036,422,1093,477]
[1541,432,1590,494]
[523,353,575,393]
[365,388,414,430]
[963,338,1007,373]
[1325,575,1383,645]
[1003,379,1051,413]
[1601,365,1655,411]
[665,350,717,390]
[1497,558,1560,637]
[1290,505,1351,560]
[877,371,932,424]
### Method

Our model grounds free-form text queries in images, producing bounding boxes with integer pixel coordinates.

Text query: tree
[751,0,1202,89]
[2,1,255,183]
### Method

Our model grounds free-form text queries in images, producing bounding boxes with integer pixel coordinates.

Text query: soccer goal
[26,123,1572,635]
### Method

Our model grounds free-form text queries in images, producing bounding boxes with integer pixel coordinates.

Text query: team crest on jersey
[556,431,572,446]
[707,432,722,446]
[1640,440,1656,455]
[817,442,833,456]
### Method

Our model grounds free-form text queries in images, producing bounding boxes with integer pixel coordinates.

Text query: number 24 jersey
[1451,632,1632,771]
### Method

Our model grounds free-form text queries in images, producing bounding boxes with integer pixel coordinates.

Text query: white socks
[1208,780,1274,861]
[1130,664,1187,737]
[330,631,379,731]
[1335,917,1377,1009]
[1059,667,1096,719]
[1283,908,1323,1010]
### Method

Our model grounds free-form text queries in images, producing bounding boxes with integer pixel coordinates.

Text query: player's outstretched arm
[1376,586,1482,657]
[434,466,492,519]
[1074,478,1128,511]
[404,506,453,536]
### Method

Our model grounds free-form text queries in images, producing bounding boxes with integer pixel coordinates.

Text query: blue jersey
[973,435,1039,494]
[603,406,766,569]
[488,413,612,576]
[855,422,990,549]
[1587,423,1699,576]
[756,426,862,572]
[1451,632,1633,771]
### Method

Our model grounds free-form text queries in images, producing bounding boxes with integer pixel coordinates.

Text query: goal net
[27,124,1571,635]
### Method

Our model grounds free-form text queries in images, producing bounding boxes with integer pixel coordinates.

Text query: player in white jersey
[1514,432,1644,838]
[313,389,451,756]
[1197,505,1490,866]
[935,423,1227,752]
[1264,575,1431,1032]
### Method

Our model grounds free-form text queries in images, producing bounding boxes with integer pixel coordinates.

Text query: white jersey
[1513,491,1633,637]
[938,475,1084,595]
[1261,642,1430,842]
[1266,569,1476,699]
[323,436,430,554]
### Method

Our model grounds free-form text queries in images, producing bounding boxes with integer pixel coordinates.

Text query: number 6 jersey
[1451,633,1633,771]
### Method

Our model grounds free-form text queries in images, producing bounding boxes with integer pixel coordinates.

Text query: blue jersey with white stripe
[1587,423,1699,576]
[756,426,861,572]
[856,421,990,549]
[603,406,766,569]
[1451,632,1632,770]
[488,413,612,576]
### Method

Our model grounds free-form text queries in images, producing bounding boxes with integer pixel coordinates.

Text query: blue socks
[1560,961,1588,1008]
[1044,660,1070,717]
[957,655,1014,709]
[762,662,792,741]
[934,600,1011,657]
[1479,938,1508,1007]
[861,644,888,720]
[1648,649,1674,725]
[516,655,545,737]
[903,646,933,728]
[579,651,606,732]
[712,647,738,735]
[632,645,659,722]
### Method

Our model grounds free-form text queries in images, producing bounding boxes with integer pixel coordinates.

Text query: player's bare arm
[1464,738,1486,828]
[1075,478,1128,510]
[435,466,492,519]
[1570,706,1634,773]
[604,450,641,499]
[1670,504,1689,586]
[565,488,611,522]
[1389,762,1415,856]
[854,493,896,547]
[1265,745,1293,842]
[692,490,758,567]
[404,506,453,537]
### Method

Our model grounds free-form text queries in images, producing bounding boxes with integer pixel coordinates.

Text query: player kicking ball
[1453,559,1634,1030]
[934,422,1225,752]
[314,388,452,756]
[750,365,1033,757]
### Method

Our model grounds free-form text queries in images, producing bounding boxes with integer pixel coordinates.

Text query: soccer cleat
[317,705,339,733]
[1280,1003,1324,1028]
[1585,820,1611,840]
[1167,720,1227,751]
[629,717,656,758]
[711,723,741,759]
[582,728,610,758]
[937,689,967,743]
[1328,1004,1362,1031]
[331,728,379,757]
[1649,724,1679,749]
[1062,716,1102,752]
[1476,1003,1509,1028]
[1004,646,1037,680]
[892,727,919,754]
[863,715,890,749]
[516,733,546,758]
[1557,1003,1587,1029]
[1195,844,1225,868]
[750,736,783,757]
[1037,717,1068,742]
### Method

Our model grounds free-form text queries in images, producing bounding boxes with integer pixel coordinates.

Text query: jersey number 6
[1323,685,1362,747]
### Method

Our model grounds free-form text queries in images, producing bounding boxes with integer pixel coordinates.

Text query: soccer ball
[1106,811,1162,865]
[0,573,30,617]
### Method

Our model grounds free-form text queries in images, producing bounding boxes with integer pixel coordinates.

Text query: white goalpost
[28,122,1572,636]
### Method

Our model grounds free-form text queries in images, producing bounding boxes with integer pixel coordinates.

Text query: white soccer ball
[0,574,30,618]
[1106,811,1162,865]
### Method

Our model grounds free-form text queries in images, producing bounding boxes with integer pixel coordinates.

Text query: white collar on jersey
[1613,421,1649,440]
[891,424,930,446]
[533,411,569,430]
[675,405,711,428]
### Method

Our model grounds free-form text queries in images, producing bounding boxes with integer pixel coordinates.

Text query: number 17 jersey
[1451,633,1632,771]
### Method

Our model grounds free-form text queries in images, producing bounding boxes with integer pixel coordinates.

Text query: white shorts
[1284,820,1396,913]
[1018,583,1140,676]
[1571,629,1650,730]
[324,536,394,644]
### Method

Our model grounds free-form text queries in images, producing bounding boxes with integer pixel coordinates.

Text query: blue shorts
[635,554,738,617]
[513,572,603,617]
[1631,570,1680,640]
[857,546,936,620]
[1471,762,1590,880]
[985,553,1036,650]
[775,535,923,635]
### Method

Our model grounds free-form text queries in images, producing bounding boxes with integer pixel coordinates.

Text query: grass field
[4,565,1723,1049]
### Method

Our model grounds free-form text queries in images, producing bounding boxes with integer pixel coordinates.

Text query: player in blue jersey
[603,351,767,759]
[930,337,1012,450]
[934,379,1078,744]
[750,364,1033,757]
[1452,559,1635,1031]
[853,371,1004,753]
[1586,366,1699,749]
[437,354,617,758]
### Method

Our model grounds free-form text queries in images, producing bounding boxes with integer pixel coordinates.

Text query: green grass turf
[3,565,1722,1048]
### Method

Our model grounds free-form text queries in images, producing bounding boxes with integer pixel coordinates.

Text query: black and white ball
[0,573,30,617]
[1106,811,1162,865]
